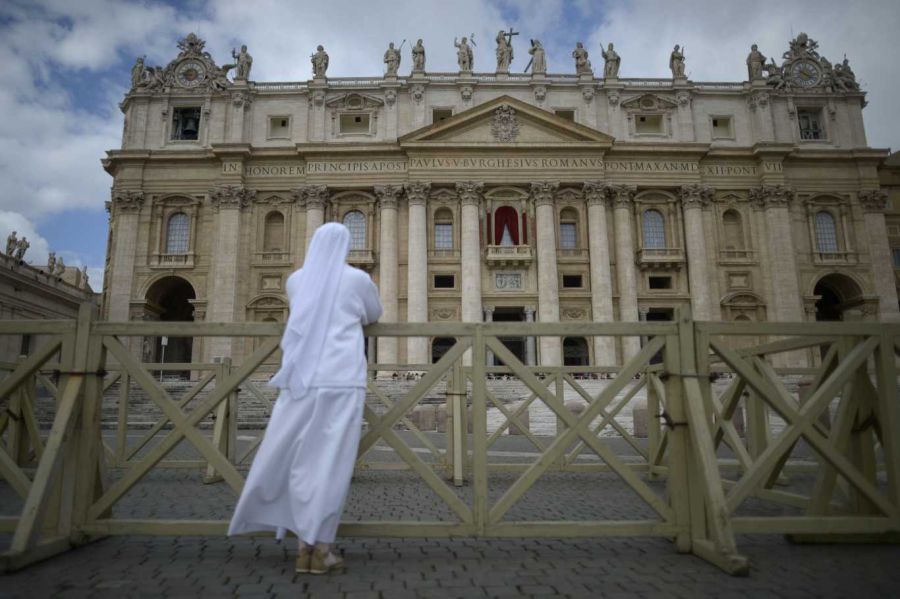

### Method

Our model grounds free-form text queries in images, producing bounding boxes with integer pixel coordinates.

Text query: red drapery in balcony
[493,206,519,245]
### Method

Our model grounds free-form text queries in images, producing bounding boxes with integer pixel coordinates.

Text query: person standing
[229,223,383,574]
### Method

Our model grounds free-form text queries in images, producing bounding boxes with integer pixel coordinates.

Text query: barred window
[559,223,577,249]
[434,223,453,249]
[165,212,190,254]
[814,211,839,252]
[642,209,666,249]
[798,109,824,141]
[343,210,366,250]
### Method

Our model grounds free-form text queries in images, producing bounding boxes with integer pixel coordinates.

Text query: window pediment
[620,93,679,111]
[325,93,384,110]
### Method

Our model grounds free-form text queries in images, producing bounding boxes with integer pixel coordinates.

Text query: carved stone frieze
[209,185,255,210]
[748,184,794,208]
[858,189,888,213]
[296,185,328,209]
[455,181,484,206]
[582,181,608,207]
[680,183,714,208]
[431,307,458,321]
[404,182,431,207]
[604,184,636,207]
[374,184,403,210]
[561,308,586,320]
[459,85,474,102]
[581,86,594,103]
[410,84,425,104]
[490,105,519,142]
[533,85,547,103]
[530,181,560,207]
[111,190,145,214]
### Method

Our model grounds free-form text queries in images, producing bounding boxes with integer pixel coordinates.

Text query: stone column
[303,185,328,250]
[532,181,562,366]
[583,182,616,365]
[375,185,402,369]
[405,182,431,365]
[525,307,537,366]
[206,185,254,360]
[859,190,900,321]
[680,184,714,320]
[483,306,494,366]
[609,185,640,362]
[750,185,804,322]
[457,182,484,366]
[106,191,144,322]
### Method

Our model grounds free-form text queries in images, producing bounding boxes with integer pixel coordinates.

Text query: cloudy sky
[1,0,898,290]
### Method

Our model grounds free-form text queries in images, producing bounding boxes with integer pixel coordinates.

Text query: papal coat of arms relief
[491,105,519,142]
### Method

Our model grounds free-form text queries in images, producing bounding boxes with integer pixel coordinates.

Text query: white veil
[268,223,350,398]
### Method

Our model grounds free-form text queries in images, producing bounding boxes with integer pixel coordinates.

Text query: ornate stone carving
[311,45,329,78]
[490,105,519,142]
[748,91,770,111]
[581,86,595,103]
[533,85,547,103]
[14,237,29,260]
[572,42,592,75]
[231,90,252,108]
[601,43,620,78]
[607,90,620,106]
[669,45,686,78]
[858,189,888,213]
[495,272,523,290]
[454,37,473,71]
[604,184,636,207]
[530,181,559,207]
[374,185,402,210]
[112,190,145,213]
[232,44,252,81]
[209,185,255,210]
[582,182,608,207]
[5,231,17,256]
[762,32,860,92]
[495,29,516,72]
[300,185,328,210]
[455,182,484,206]
[459,85,473,102]
[411,39,426,73]
[384,42,401,76]
[746,44,766,80]
[309,90,326,106]
[410,84,425,104]
[561,308,586,320]
[404,182,431,207]
[676,91,691,106]
[384,89,397,107]
[527,40,546,75]
[129,33,235,93]
[680,184,713,208]
[431,307,458,321]
[748,184,793,208]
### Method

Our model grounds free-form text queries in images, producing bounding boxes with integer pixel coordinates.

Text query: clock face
[176,61,206,87]
[791,60,821,87]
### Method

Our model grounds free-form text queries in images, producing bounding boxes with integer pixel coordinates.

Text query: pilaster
[859,190,900,321]
[405,182,431,364]
[107,190,145,322]
[607,184,640,362]
[532,181,561,366]
[680,184,714,320]
[584,182,616,365]
[457,181,484,366]
[374,184,403,368]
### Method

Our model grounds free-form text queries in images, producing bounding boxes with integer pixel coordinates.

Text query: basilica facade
[102,32,898,368]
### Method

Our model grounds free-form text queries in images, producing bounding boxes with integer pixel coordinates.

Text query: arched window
[559,207,578,249]
[563,337,590,366]
[722,210,744,250]
[493,206,519,246]
[434,207,454,250]
[642,209,666,249]
[263,211,285,251]
[343,210,366,250]
[165,213,190,254]
[814,211,839,252]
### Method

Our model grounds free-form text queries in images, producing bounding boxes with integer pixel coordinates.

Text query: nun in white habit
[229,223,382,574]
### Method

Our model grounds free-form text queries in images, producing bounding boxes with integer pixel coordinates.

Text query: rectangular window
[554,109,575,121]
[893,249,900,268]
[19,334,31,357]
[339,113,370,134]
[559,223,577,249]
[434,223,453,249]
[649,276,673,290]
[562,274,583,288]
[171,107,201,141]
[434,274,455,289]
[798,109,824,140]
[268,116,291,139]
[635,114,663,134]
[432,108,453,123]
[711,116,733,139]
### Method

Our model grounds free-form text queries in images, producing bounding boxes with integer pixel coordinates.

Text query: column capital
[605,184,636,208]
[374,184,403,210]
[456,181,484,206]
[679,183,714,208]
[110,190,145,214]
[582,181,608,207]
[749,184,793,208]
[530,181,559,207]
[293,185,328,209]
[858,189,888,213]
[208,185,255,211]
[404,181,431,207]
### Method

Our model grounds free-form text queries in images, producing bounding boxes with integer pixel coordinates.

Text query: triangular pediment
[620,93,679,111]
[399,95,614,147]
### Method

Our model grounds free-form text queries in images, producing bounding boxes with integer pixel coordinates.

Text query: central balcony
[348,249,376,270]
[485,244,534,267]
[150,252,194,268]
[636,247,684,270]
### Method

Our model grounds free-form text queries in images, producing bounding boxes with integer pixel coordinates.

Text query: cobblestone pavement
[1,434,898,598]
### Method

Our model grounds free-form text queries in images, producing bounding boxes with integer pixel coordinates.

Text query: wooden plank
[0,339,61,402]
[471,327,488,534]
[874,333,900,518]
[0,321,75,335]
[0,535,73,573]
[0,444,31,497]
[700,321,898,337]
[731,516,895,535]
[485,388,545,452]
[486,521,680,537]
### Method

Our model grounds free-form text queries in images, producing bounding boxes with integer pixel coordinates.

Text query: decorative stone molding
[431,307,458,321]
[255,193,296,205]
[533,85,547,104]
[607,90,620,106]
[374,185,403,210]
[858,189,888,213]
[410,84,425,104]
[604,184,637,207]
[530,181,559,207]
[308,90,326,107]
[297,185,328,210]
[384,89,397,107]
[404,181,431,207]
[680,183,714,208]
[456,181,484,206]
[459,85,473,102]
[490,105,519,142]
[581,86,594,103]
[208,185,255,210]
[561,307,586,320]
[111,190,145,213]
[582,181,608,207]
[749,184,793,208]
[676,91,691,107]
[231,90,252,108]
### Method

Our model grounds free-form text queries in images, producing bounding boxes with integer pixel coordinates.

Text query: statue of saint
[411,39,426,72]
[14,237,29,261]
[47,251,56,273]
[81,266,90,287]
[384,42,401,76]
[527,40,546,74]
[764,58,787,90]
[833,56,859,91]
[572,42,592,75]
[746,44,766,80]
[311,45,329,78]
[454,37,473,72]
[6,230,17,255]
[55,256,65,276]
[495,30,514,72]
[130,56,146,88]
[669,44,686,78]
[601,43,620,78]
[232,45,253,80]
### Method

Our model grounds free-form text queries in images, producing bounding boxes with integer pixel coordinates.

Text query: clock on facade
[176,60,207,87]
[790,60,821,87]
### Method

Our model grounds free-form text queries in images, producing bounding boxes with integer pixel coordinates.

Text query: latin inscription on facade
[410,157,604,170]
[605,160,699,173]
[306,160,407,174]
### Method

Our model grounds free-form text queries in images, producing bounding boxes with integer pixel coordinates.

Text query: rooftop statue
[572,42,592,75]
[6,231,17,256]
[411,39,426,72]
[454,36,473,72]
[127,33,233,92]
[232,44,253,81]
[526,39,546,74]
[746,44,767,80]
[312,45,329,78]
[495,28,518,72]
[14,237,29,261]
[601,43,620,78]
[669,44,686,78]
[384,42,401,76]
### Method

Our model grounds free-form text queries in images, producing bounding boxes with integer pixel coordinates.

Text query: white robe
[229,265,382,543]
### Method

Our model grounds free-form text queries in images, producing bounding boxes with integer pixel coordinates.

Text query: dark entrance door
[491,307,526,366]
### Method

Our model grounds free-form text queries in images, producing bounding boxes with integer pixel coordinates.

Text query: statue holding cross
[495,27,518,72]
